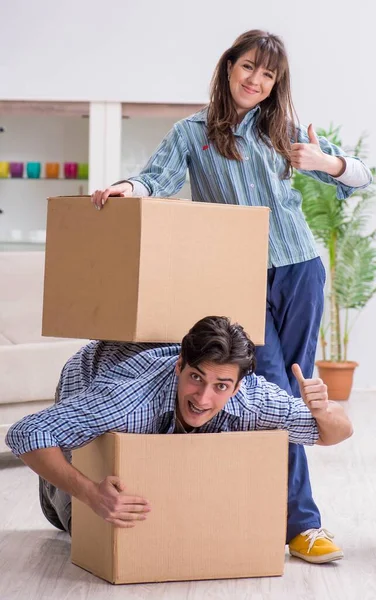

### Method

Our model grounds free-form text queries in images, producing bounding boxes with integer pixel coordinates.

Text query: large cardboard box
[71,431,288,584]
[42,196,269,344]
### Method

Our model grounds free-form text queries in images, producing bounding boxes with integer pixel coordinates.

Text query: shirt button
[244,156,249,160]
[250,183,255,188]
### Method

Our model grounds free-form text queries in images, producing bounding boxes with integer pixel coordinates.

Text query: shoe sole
[289,550,344,564]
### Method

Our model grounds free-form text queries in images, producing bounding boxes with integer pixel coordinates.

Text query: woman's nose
[247,68,262,84]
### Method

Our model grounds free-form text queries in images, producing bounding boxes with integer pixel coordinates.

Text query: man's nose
[196,386,212,405]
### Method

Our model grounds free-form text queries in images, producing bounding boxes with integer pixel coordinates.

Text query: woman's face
[227,48,277,120]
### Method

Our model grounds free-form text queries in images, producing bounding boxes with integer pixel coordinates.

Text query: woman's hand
[91,182,134,210]
[290,124,345,176]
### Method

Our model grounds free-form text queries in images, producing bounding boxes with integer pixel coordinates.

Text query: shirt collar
[220,375,258,417]
[221,393,242,417]
[160,368,179,415]
[186,105,260,127]
[236,105,261,129]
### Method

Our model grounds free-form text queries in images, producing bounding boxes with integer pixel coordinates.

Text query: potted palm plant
[293,125,376,400]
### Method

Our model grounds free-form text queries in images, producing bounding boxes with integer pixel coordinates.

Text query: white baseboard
[0,425,11,453]
[350,388,376,399]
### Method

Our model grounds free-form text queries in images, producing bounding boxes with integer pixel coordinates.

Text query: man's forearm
[314,402,353,445]
[21,447,96,505]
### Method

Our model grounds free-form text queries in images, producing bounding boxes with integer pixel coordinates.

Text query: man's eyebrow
[194,364,234,383]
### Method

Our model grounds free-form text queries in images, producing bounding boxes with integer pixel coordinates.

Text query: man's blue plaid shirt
[6,341,319,456]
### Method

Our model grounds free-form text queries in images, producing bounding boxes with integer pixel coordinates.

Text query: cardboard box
[71,431,288,584]
[42,196,269,344]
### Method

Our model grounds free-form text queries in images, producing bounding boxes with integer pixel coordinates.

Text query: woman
[91,30,371,563]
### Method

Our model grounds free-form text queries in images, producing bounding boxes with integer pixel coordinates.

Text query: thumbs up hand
[291,363,329,415]
[290,124,327,171]
[307,123,320,145]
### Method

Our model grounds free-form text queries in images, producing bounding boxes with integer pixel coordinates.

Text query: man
[6,316,352,563]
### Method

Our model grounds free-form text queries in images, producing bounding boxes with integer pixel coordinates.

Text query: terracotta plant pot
[315,360,358,401]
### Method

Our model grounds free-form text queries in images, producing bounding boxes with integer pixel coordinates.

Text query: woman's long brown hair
[207,30,298,178]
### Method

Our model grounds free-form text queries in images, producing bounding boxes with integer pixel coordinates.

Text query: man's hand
[91,182,133,210]
[88,476,151,528]
[292,363,329,415]
[290,124,345,176]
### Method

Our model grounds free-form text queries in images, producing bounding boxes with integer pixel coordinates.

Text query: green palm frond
[293,172,346,247]
[345,193,376,237]
[352,132,370,159]
[335,234,376,309]
[316,124,342,147]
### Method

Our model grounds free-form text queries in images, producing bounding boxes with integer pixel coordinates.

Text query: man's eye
[217,383,228,391]
[191,373,201,381]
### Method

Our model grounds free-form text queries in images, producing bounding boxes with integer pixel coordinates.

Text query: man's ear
[233,379,242,396]
[175,356,183,376]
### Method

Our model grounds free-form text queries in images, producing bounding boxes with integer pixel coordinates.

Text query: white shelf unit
[0,101,202,249]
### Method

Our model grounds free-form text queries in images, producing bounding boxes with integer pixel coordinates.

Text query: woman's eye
[264,72,274,79]
[244,64,253,70]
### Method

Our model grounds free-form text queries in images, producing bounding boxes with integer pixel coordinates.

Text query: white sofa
[0,252,86,452]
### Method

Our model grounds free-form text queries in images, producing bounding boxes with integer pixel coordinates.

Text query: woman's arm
[291,123,372,199]
[92,123,190,209]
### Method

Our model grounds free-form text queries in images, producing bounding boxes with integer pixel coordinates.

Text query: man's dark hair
[180,316,256,384]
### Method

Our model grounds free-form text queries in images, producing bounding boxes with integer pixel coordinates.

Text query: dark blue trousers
[255,257,326,543]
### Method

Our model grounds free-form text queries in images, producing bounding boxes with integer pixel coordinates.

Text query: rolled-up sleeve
[296,125,372,200]
[251,379,319,445]
[129,124,189,197]
[5,382,129,456]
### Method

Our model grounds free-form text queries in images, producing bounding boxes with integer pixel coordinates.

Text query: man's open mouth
[188,401,209,415]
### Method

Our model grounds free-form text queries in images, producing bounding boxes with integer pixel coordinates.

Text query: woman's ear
[227,60,232,80]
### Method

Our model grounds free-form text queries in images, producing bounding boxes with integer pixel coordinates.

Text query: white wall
[2,0,376,165]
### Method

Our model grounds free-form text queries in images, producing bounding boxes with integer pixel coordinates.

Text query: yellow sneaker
[289,528,344,563]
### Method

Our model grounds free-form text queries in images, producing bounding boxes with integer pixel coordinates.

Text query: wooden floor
[1,394,376,600]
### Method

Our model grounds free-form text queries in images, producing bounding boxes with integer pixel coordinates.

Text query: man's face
[175,358,241,430]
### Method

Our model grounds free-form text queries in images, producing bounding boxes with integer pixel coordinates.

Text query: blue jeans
[255,257,326,543]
